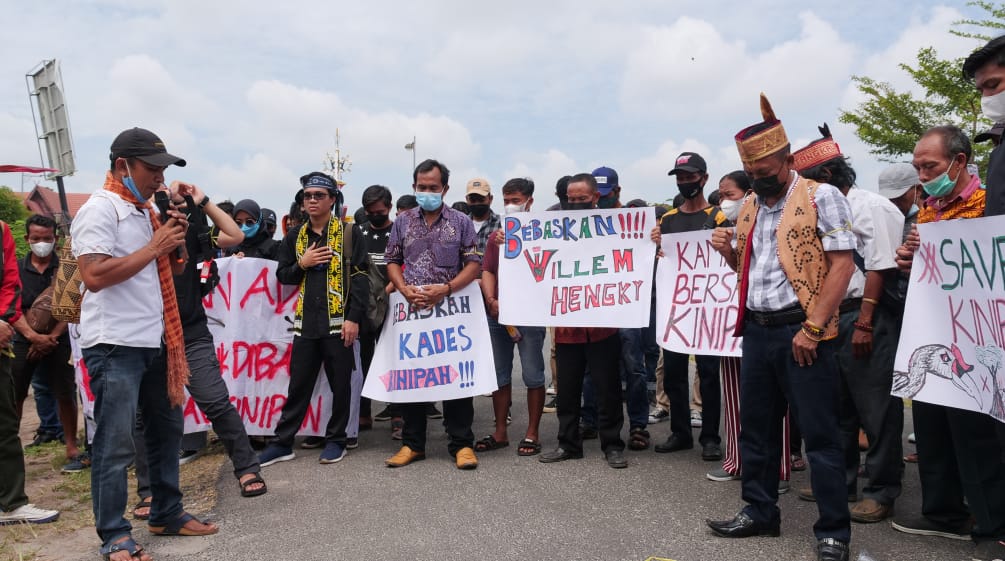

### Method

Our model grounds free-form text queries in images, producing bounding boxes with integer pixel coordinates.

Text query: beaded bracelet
[801,321,825,338]
[854,322,874,333]
[800,326,823,342]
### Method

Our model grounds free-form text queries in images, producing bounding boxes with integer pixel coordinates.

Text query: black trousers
[834,307,903,505]
[663,350,721,445]
[738,321,850,542]
[273,335,355,447]
[358,329,377,419]
[0,355,27,511]
[556,334,625,454]
[401,398,474,455]
[914,401,1005,540]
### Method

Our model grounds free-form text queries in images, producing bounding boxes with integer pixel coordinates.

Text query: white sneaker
[546,386,557,396]
[690,410,703,428]
[648,408,669,424]
[0,504,60,525]
[908,432,916,443]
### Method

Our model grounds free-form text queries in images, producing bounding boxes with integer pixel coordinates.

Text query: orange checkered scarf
[103,172,190,407]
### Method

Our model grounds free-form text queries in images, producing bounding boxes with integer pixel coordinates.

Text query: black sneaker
[542,397,558,413]
[26,432,61,448]
[178,450,200,465]
[301,436,325,449]
[373,406,395,422]
[426,403,443,419]
[891,515,972,540]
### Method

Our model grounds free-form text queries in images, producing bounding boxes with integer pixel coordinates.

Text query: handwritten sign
[892,215,1005,422]
[361,282,497,402]
[497,207,657,327]
[73,257,364,437]
[655,230,742,357]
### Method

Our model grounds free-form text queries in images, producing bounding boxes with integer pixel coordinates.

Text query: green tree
[0,186,30,258]
[839,2,1003,173]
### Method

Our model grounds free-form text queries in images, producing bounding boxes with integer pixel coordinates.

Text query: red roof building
[17,185,91,222]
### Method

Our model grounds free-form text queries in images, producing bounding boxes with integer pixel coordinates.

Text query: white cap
[877,163,919,199]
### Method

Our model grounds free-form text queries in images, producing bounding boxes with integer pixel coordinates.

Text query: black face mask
[749,166,788,199]
[367,213,389,227]
[677,181,702,199]
[566,202,594,211]
[468,204,490,218]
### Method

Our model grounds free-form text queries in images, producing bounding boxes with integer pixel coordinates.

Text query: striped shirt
[747,171,856,312]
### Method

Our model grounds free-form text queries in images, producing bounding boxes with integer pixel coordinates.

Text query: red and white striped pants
[720,356,792,481]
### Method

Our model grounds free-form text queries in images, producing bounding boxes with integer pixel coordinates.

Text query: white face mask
[718,198,742,222]
[504,202,528,215]
[30,241,54,258]
[982,89,1005,123]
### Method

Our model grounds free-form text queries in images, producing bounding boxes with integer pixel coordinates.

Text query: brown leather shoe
[850,498,892,523]
[385,446,425,467]
[455,447,478,470]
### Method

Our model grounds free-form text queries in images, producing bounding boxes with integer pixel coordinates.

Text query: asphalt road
[67,387,976,561]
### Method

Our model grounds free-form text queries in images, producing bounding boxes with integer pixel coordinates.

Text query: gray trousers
[136,332,259,497]
[835,305,904,505]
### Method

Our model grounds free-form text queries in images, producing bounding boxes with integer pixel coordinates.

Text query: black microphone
[154,191,185,264]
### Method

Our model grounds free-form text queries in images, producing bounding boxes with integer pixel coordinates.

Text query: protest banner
[655,230,742,357]
[72,256,363,437]
[497,207,657,327]
[892,215,1005,422]
[361,282,497,402]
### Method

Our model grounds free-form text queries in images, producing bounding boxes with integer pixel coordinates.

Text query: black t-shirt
[175,216,212,342]
[18,254,58,312]
[358,220,392,281]
[227,229,280,260]
[987,143,1004,217]
[659,206,727,234]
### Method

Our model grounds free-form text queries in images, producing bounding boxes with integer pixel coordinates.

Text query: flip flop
[473,435,509,452]
[239,473,267,498]
[517,438,542,456]
[149,512,219,537]
[131,497,152,521]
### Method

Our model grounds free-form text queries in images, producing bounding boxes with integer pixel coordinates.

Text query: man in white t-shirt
[73,127,217,561]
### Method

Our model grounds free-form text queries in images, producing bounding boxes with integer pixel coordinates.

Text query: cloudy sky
[0,1,993,219]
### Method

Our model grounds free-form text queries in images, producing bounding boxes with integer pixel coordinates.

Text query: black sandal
[473,435,509,452]
[628,427,650,450]
[516,438,542,456]
[131,497,152,521]
[103,536,150,561]
[239,473,267,497]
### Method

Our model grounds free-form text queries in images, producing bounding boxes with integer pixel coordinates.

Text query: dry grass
[3,438,226,561]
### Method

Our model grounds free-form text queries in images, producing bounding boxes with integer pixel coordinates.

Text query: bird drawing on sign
[892,343,984,410]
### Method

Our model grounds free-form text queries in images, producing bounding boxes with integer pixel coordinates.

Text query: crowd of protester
[2,34,1005,561]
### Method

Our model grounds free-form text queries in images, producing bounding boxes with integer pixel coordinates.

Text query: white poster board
[655,230,742,357]
[73,257,363,437]
[497,207,657,327]
[361,282,497,402]
[892,215,1005,422]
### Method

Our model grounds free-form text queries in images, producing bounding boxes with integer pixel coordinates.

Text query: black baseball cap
[975,122,1004,144]
[261,208,277,226]
[668,152,707,175]
[110,127,186,167]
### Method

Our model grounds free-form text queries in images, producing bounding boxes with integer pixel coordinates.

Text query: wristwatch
[197,196,210,209]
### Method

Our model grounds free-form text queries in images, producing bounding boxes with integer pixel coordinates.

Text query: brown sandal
[131,497,152,521]
[148,512,218,536]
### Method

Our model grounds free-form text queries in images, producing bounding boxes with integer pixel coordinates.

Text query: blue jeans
[487,319,546,388]
[619,327,651,429]
[31,374,63,439]
[83,344,184,553]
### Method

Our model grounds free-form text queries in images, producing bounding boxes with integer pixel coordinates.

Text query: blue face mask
[907,204,919,218]
[123,162,148,202]
[415,191,443,212]
[240,221,260,239]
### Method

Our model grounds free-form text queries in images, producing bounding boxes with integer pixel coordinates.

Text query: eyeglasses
[303,192,330,201]
[235,219,257,227]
